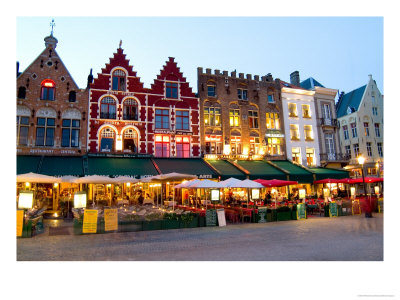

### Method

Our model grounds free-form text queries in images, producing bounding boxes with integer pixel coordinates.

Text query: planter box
[142,220,163,231]
[118,221,143,232]
[163,219,180,230]
[181,216,199,228]
[266,211,277,222]
[277,211,291,221]
[291,210,298,220]
[73,219,83,235]
[198,216,206,227]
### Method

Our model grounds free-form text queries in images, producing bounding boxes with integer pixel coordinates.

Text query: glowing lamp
[374,186,380,195]
[126,182,131,187]
[299,189,306,200]
[350,187,356,197]
[74,192,87,208]
[25,182,30,188]
[357,156,365,165]
[223,144,231,155]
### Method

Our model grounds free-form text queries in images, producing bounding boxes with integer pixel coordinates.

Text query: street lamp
[358,156,372,218]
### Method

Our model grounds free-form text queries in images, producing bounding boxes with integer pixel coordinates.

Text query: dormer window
[112,69,126,91]
[40,79,55,100]
[166,82,178,99]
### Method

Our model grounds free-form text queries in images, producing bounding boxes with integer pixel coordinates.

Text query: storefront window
[205,135,222,154]
[123,128,137,153]
[267,138,282,155]
[230,136,242,154]
[155,135,170,157]
[249,137,260,155]
[176,136,190,158]
[100,127,115,152]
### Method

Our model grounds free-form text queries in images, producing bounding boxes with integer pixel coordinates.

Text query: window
[16,116,29,146]
[302,105,311,118]
[155,109,169,129]
[204,106,221,126]
[267,94,275,103]
[36,117,55,146]
[266,112,280,130]
[205,135,222,154]
[61,119,80,147]
[248,110,259,128]
[166,82,178,99]
[40,79,55,100]
[176,136,190,158]
[267,138,282,155]
[345,145,351,159]
[100,97,116,119]
[306,148,315,167]
[288,103,297,117]
[155,135,170,157]
[176,110,190,130]
[351,122,357,138]
[230,136,242,154]
[343,125,349,140]
[304,125,313,141]
[377,142,383,157]
[322,104,332,120]
[372,107,378,115]
[112,69,126,91]
[249,137,260,155]
[237,88,248,100]
[123,128,137,153]
[18,87,26,99]
[290,124,299,140]
[375,123,380,137]
[364,122,370,136]
[207,83,216,97]
[325,133,335,159]
[366,142,372,157]
[292,147,301,164]
[353,143,360,158]
[123,98,138,120]
[100,127,115,152]
[68,91,76,102]
[229,109,240,127]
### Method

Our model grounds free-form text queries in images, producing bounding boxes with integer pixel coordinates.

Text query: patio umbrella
[220,177,245,188]
[254,179,298,187]
[113,176,139,184]
[59,176,79,217]
[74,175,118,206]
[313,178,344,184]
[241,179,264,208]
[17,172,62,183]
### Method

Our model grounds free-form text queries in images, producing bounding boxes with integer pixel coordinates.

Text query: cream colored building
[336,75,383,177]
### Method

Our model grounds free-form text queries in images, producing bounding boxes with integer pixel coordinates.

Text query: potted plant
[180,211,198,228]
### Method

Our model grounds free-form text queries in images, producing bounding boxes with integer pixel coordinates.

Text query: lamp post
[358,156,372,218]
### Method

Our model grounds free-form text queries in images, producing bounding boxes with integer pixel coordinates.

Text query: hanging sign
[104,208,118,232]
[216,209,226,227]
[329,201,338,217]
[82,209,98,234]
[17,210,24,237]
[297,203,306,220]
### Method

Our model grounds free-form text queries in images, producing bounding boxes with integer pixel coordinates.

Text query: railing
[320,153,350,162]
[318,118,338,127]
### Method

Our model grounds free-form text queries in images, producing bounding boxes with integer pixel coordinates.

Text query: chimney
[290,71,300,86]
[16,61,20,78]
[87,68,93,89]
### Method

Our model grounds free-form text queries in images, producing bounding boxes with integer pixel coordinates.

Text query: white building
[336,75,384,177]
[280,78,320,167]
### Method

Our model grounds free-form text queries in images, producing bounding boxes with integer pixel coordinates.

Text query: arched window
[123,128,138,153]
[112,69,126,91]
[100,97,116,119]
[100,127,115,152]
[123,98,138,120]
[40,79,56,100]
[18,86,26,99]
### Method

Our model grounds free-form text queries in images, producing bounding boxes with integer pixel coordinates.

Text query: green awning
[153,158,219,179]
[308,167,350,180]
[40,156,84,176]
[17,155,42,174]
[206,160,247,180]
[270,160,314,183]
[87,157,158,178]
[234,160,287,180]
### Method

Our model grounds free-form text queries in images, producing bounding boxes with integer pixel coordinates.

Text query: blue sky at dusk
[17,17,383,97]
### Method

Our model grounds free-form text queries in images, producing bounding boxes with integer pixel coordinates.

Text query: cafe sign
[265,130,284,138]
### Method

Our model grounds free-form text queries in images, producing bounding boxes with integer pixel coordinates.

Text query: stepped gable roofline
[336,84,367,118]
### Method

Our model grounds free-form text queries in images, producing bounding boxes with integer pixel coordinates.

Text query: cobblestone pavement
[17,214,383,261]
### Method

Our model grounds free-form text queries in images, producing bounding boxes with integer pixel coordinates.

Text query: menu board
[216,209,226,227]
[378,199,384,213]
[17,210,24,237]
[82,209,98,234]
[205,209,217,226]
[352,200,361,215]
[257,207,267,223]
[252,189,260,200]
[297,203,306,220]
[211,189,220,201]
[104,208,118,231]
[329,202,338,217]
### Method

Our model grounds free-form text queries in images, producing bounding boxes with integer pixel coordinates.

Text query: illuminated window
[267,138,282,156]
[229,109,240,127]
[288,103,297,117]
[155,135,170,157]
[306,148,315,167]
[302,105,311,118]
[249,137,260,155]
[237,88,248,100]
[207,83,216,97]
[100,127,115,152]
[266,112,280,130]
[100,97,116,119]
[230,136,242,154]
[205,135,222,154]
[61,119,80,147]
[40,79,55,100]
[176,136,190,158]
[204,105,221,126]
[292,147,301,164]
[364,122,370,136]
[123,98,138,120]
[112,69,126,91]
[290,124,299,140]
[304,125,313,141]
[248,110,259,128]
[123,128,138,153]
[16,116,29,146]
[176,110,190,130]
[155,109,169,129]
[166,82,178,99]
[36,117,55,146]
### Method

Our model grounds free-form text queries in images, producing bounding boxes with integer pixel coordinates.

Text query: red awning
[254,179,298,187]
[338,177,383,184]
[313,178,344,184]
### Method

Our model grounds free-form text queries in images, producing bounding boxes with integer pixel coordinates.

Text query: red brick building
[88,45,200,157]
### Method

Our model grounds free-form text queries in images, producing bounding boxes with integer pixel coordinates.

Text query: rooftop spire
[119,39,122,48]
[50,19,56,36]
